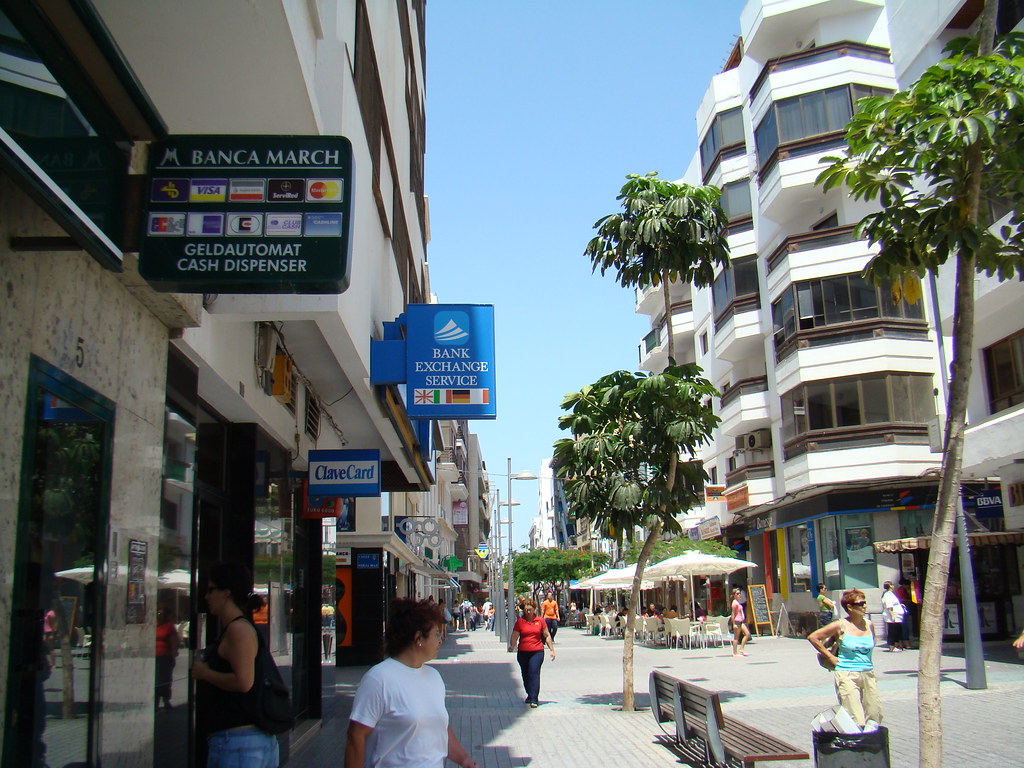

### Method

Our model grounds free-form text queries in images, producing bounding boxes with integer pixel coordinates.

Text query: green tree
[585,172,730,365]
[622,536,736,565]
[816,8,1024,765]
[553,364,719,711]
[513,547,610,602]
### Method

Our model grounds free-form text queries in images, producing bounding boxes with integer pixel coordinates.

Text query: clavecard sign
[308,449,380,498]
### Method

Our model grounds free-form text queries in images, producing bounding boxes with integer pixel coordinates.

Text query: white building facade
[634,0,1022,635]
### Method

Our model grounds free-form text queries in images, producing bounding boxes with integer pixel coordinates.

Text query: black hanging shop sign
[139,135,354,293]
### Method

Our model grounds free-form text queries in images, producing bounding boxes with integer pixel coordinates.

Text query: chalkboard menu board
[747,584,773,635]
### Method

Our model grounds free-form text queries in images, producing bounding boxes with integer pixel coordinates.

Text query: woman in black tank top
[192,562,279,767]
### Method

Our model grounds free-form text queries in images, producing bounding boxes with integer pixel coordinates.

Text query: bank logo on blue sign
[434,311,469,345]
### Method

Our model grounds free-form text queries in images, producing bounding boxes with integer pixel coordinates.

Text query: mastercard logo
[307,179,342,201]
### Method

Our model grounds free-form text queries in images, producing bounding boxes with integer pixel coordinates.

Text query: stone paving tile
[290,626,1024,768]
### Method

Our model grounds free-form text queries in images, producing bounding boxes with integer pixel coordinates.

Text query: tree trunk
[662,269,674,368]
[622,520,663,712]
[917,7,992,766]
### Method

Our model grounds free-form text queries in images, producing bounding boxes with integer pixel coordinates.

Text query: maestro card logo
[433,310,470,346]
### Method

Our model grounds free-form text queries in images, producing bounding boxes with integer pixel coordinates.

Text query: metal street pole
[507,457,515,640]
[927,273,987,689]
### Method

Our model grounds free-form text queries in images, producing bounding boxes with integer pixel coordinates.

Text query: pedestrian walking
[808,588,883,727]
[816,583,836,629]
[192,561,279,768]
[730,588,750,657]
[540,591,560,640]
[881,582,906,651]
[345,598,478,768]
[507,599,556,708]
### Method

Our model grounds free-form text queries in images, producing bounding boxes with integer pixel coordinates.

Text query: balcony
[638,301,695,371]
[718,376,772,435]
[749,41,892,107]
[713,294,763,363]
[742,0,886,62]
[757,132,849,222]
[726,460,776,488]
[766,225,860,277]
[436,447,459,481]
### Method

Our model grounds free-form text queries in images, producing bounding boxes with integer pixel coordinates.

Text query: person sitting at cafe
[663,605,679,619]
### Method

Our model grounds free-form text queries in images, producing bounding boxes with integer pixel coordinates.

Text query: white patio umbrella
[158,569,193,590]
[55,566,95,584]
[644,551,757,618]
[581,564,655,590]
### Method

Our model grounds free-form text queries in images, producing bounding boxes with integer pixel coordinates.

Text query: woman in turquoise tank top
[807,588,882,726]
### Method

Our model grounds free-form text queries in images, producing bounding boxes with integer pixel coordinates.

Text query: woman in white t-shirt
[344,599,479,768]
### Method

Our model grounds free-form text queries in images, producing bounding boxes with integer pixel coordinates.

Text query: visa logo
[194,186,221,195]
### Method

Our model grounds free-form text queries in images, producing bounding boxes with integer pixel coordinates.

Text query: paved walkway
[292,625,1024,767]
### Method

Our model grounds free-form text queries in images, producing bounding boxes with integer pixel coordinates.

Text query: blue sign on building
[308,449,380,497]
[370,304,497,420]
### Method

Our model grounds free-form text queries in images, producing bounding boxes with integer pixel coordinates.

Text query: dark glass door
[4,357,113,768]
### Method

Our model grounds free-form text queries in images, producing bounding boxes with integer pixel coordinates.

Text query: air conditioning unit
[745,429,771,451]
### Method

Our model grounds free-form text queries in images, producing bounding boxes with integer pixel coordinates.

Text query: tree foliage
[585,172,730,363]
[553,364,719,710]
[512,547,608,586]
[816,13,1022,767]
[622,536,736,565]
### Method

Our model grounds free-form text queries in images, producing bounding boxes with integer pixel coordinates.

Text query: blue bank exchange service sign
[405,304,496,419]
[308,449,380,497]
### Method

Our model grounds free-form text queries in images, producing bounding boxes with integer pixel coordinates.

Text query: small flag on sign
[413,389,490,405]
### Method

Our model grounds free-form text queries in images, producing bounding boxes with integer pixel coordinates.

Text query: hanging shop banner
[370,304,497,419]
[139,135,354,293]
[308,449,380,497]
[405,304,496,419]
[698,516,722,540]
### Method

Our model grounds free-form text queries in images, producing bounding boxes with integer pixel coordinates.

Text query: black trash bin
[813,726,890,767]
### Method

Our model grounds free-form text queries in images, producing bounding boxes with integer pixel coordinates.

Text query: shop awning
[874,531,1024,553]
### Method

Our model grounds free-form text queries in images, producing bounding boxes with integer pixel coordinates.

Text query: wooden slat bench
[649,670,809,767]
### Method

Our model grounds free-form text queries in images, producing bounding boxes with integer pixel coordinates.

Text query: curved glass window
[781,373,935,441]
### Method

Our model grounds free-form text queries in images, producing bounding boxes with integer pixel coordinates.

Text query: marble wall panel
[1,177,170,765]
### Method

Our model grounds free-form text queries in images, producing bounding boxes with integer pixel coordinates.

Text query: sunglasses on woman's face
[849,601,867,607]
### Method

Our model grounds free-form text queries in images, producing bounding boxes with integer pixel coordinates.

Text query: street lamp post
[505,458,538,639]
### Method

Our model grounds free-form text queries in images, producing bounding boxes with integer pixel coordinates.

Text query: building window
[721,179,752,221]
[700,331,709,355]
[781,373,934,441]
[983,329,1024,414]
[712,256,759,321]
[699,107,745,177]
[772,272,925,350]
[754,84,893,170]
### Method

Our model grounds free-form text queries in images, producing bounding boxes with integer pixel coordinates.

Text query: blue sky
[425,2,746,547]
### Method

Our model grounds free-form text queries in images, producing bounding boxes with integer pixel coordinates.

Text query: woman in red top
[155,605,180,708]
[507,600,555,708]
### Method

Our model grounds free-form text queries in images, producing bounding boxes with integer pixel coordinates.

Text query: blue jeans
[517,650,544,704]
[208,728,279,768]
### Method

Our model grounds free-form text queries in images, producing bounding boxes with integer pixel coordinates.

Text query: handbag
[247,623,293,735]
[817,623,845,671]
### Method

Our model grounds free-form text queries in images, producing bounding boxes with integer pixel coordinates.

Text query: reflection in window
[0,9,127,243]
[788,525,811,592]
[781,373,935,440]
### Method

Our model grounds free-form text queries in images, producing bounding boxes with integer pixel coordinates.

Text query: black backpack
[247,623,293,735]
